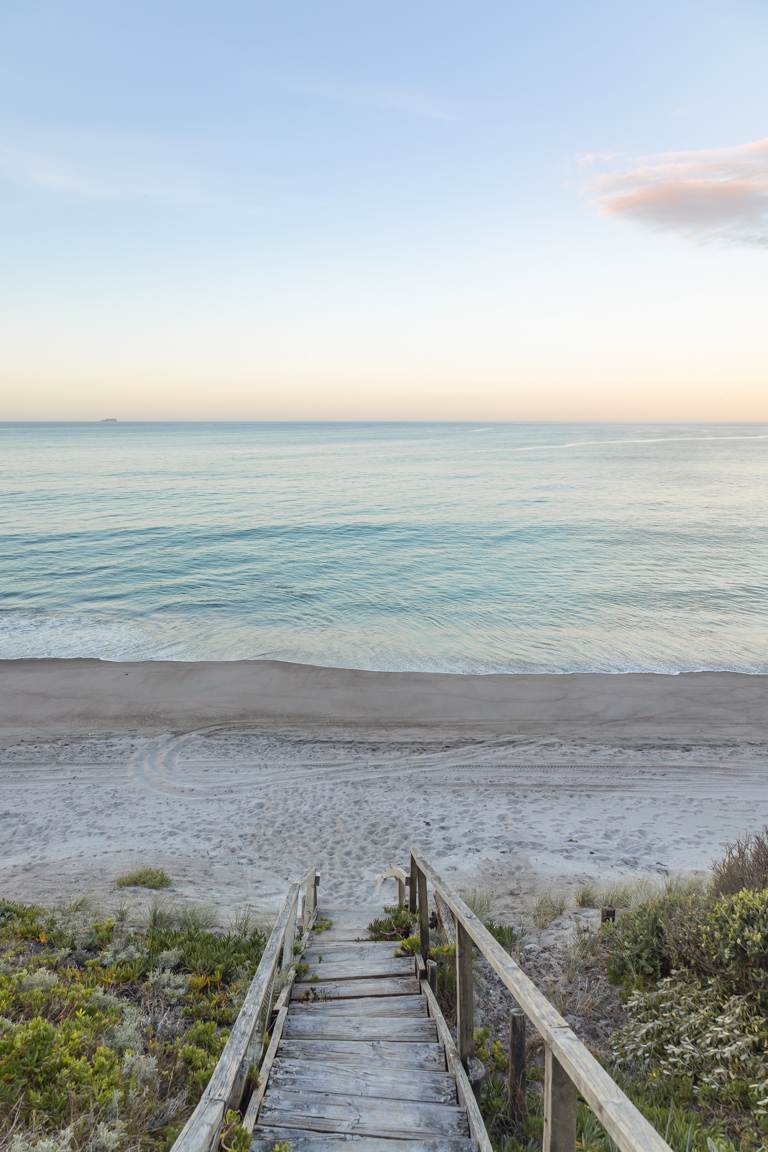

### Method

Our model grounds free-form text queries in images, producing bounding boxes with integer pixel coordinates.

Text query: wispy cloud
[586,137,768,247]
[0,127,249,210]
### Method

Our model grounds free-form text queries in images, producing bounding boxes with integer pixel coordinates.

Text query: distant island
[99,417,118,422]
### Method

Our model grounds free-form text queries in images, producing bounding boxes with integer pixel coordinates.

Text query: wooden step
[258,1089,470,1140]
[299,958,414,981]
[269,1057,457,1105]
[288,994,426,1017]
[251,1125,474,1151]
[292,977,420,1002]
[278,1038,445,1071]
[282,1014,438,1042]
[304,943,401,964]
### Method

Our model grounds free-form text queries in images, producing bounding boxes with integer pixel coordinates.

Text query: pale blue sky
[1,1,767,419]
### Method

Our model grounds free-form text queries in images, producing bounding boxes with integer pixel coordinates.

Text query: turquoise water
[1,421,766,672]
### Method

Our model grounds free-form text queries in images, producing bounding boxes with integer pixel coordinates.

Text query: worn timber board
[297,958,414,981]
[269,1057,457,1104]
[251,1125,474,1151]
[292,977,420,1002]
[304,943,401,964]
[288,994,426,1016]
[278,1038,445,1070]
[282,1014,438,1042]
[258,1089,470,1139]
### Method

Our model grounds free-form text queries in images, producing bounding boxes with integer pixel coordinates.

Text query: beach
[1,659,766,918]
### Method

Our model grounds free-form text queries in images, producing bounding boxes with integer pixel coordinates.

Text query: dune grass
[531,891,566,928]
[115,867,172,890]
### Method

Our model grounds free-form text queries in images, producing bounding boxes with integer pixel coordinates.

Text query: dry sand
[0,660,766,920]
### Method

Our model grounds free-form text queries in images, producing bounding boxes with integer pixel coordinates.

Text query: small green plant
[532,892,566,929]
[396,934,420,955]
[115,867,172,890]
[313,916,332,933]
[220,1110,251,1152]
[367,905,415,940]
[485,918,520,952]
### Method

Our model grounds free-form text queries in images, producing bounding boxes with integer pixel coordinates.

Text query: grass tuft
[116,867,172,890]
[532,891,566,928]
[576,884,597,908]
[462,887,496,919]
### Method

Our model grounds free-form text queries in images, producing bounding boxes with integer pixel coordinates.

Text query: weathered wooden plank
[259,1088,470,1139]
[298,958,414,982]
[251,1125,474,1151]
[291,977,421,1002]
[288,994,426,1017]
[278,1038,445,1070]
[411,850,675,1152]
[304,942,400,964]
[269,1057,457,1104]
[282,1014,437,1042]
[242,1005,288,1132]
[313,930,371,943]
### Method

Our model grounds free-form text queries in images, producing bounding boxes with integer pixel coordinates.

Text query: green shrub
[604,887,709,988]
[0,897,266,1150]
[712,827,768,896]
[700,887,768,997]
[613,974,768,1114]
[115,868,171,890]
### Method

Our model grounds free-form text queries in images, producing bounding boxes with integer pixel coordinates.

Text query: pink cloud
[589,138,768,245]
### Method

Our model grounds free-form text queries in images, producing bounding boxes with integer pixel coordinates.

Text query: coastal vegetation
[367,835,767,1152]
[475,829,768,1152]
[0,898,266,1151]
[115,868,172,891]
[2,830,765,1152]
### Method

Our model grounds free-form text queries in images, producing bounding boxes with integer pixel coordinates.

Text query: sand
[0,660,766,920]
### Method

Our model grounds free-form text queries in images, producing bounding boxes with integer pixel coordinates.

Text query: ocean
[1,421,766,673]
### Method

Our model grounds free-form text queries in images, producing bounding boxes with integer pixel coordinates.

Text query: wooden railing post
[396,873,406,907]
[304,868,316,927]
[456,919,474,1065]
[281,891,297,971]
[409,854,418,913]
[507,1007,527,1123]
[543,1045,577,1152]
[417,865,429,962]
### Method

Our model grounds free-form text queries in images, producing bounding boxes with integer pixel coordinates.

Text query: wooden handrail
[407,850,673,1152]
[171,869,317,1152]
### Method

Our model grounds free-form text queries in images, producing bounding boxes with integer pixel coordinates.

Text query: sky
[1,0,767,421]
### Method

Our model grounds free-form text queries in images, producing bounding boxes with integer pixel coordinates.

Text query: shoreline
[1,658,767,741]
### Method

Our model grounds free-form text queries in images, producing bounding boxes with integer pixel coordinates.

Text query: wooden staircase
[172,856,675,1152]
[251,907,476,1150]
